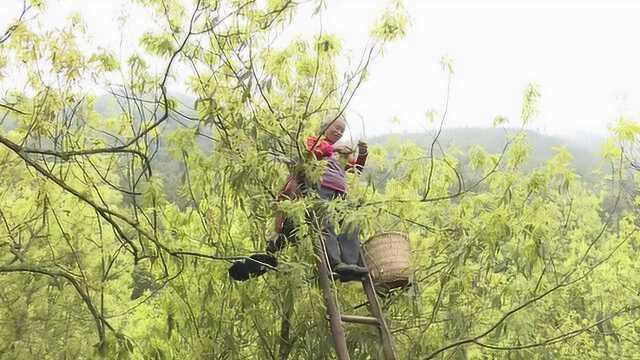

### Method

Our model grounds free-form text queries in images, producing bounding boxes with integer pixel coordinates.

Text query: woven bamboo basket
[363,231,412,290]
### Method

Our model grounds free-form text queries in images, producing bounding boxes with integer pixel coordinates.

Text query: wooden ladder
[315,238,397,360]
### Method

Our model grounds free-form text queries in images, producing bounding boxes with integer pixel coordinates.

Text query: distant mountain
[2,92,610,187]
[369,128,607,182]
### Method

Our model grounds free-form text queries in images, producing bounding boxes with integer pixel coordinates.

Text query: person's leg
[317,185,339,200]
[338,222,362,265]
[266,217,297,254]
[319,216,342,268]
[282,217,298,244]
[230,218,297,282]
[317,186,342,268]
[265,233,285,254]
[333,221,367,280]
[316,186,365,278]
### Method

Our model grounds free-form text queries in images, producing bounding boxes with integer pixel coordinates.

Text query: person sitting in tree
[229,113,369,281]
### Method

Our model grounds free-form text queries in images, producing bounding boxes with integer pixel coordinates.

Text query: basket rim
[364,231,409,245]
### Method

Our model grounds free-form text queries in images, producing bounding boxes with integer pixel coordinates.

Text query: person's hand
[333,144,353,154]
[357,140,368,155]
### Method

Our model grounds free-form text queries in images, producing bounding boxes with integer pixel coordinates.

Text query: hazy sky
[2,0,640,138]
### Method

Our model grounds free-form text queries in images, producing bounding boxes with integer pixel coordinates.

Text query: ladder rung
[340,314,380,326]
[324,314,380,326]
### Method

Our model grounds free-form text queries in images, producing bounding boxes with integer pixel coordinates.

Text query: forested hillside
[1,1,640,359]
[373,128,605,180]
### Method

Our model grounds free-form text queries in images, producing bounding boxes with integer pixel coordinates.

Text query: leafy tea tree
[1,1,640,359]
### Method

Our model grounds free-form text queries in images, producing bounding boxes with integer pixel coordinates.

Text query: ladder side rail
[361,260,398,360]
[316,233,351,360]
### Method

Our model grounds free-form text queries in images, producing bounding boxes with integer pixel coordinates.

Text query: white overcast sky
[2,0,640,138]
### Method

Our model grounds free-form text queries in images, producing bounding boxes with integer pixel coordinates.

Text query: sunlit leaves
[492,115,508,127]
[440,55,454,74]
[7,22,40,63]
[89,50,119,72]
[611,116,640,142]
[50,40,85,81]
[68,11,87,33]
[602,138,623,161]
[141,32,177,57]
[316,34,342,56]
[28,0,46,9]
[469,144,489,170]
[143,176,167,206]
[371,0,409,42]
[167,128,198,159]
[521,82,541,125]
[0,53,7,78]
[527,170,548,193]
[135,0,186,34]
[425,108,438,123]
[506,133,530,169]
[3,0,640,359]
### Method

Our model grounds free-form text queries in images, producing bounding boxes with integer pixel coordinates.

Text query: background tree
[1,1,640,359]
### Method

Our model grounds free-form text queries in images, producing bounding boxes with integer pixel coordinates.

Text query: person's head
[320,113,346,144]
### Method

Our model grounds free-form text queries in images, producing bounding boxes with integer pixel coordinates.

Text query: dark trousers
[266,186,362,267]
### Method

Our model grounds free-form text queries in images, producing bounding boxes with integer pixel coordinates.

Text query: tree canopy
[1,1,640,359]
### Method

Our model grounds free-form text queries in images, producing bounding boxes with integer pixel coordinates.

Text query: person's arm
[277,176,299,201]
[346,141,368,174]
[274,176,299,232]
[306,136,333,159]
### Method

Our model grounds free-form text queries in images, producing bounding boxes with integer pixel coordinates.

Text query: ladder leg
[361,260,397,360]
[316,236,350,360]
[278,284,295,360]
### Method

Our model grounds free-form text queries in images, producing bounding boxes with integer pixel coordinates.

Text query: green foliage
[521,82,541,125]
[371,1,409,42]
[492,115,509,127]
[1,1,640,359]
[141,32,178,57]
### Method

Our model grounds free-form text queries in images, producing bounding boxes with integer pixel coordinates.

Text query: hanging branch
[0,264,121,348]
